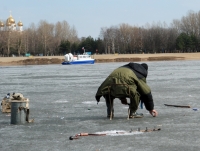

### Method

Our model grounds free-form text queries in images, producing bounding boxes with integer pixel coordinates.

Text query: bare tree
[171,19,182,34]
[167,28,178,52]
[37,20,54,56]
[54,21,79,55]
[119,23,132,53]
[197,11,200,38]
[26,23,38,55]
[68,25,79,43]
[0,30,7,56]
[100,27,109,54]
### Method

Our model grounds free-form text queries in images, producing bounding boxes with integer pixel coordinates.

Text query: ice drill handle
[80,133,89,136]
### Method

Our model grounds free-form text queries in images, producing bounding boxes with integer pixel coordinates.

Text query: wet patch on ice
[95,130,143,136]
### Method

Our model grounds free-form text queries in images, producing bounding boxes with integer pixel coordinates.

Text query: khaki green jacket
[95,65,153,112]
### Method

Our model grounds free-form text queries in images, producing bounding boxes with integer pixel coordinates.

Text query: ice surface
[1,61,200,151]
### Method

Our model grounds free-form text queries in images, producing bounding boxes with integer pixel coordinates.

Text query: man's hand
[120,98,128,105]
[149,109,158,117]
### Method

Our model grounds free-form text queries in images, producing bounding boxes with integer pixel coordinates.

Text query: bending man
[95,62,158,118]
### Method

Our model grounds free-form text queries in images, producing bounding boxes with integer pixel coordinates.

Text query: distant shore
[1,53,200,66]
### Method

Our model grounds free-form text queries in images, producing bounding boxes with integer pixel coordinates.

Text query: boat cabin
[77,55,92,60]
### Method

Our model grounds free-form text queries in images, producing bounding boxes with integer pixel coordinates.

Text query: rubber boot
[129,109,143,118]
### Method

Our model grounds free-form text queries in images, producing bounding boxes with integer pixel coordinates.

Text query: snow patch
[95,130,143,136]
[82,101,104,104]
[53,100,68,103]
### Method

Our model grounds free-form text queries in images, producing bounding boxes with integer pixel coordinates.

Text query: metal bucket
[11,101,27,124]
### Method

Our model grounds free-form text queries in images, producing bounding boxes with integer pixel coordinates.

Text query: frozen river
[0,61,200,151]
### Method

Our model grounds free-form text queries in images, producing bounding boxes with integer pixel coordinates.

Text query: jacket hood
[123,63,148,78]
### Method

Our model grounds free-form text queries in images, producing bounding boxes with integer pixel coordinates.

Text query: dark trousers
[104,95,114,116]
[104,95,135,116]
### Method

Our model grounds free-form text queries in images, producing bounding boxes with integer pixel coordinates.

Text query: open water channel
[0,60,200,151]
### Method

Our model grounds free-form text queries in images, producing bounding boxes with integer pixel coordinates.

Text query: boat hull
[62,60,95,65]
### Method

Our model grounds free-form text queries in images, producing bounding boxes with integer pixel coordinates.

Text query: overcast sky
[1,0,200,39]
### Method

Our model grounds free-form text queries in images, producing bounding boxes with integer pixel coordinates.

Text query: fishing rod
[69,133,106,140]
[69,127,161,140]
[164,104,191,108]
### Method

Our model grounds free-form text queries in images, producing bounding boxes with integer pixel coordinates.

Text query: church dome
[17,21,23,26]
[6,15,15,26]
[0,21,4,27]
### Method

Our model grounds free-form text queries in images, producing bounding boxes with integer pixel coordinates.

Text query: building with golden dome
[0,21,4,29]
[0,13,24,57]
[0,13,23,31]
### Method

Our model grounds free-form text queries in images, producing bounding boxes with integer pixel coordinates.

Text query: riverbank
[1,53,200,66]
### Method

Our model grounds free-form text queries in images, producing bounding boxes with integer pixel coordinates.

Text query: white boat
[61,53,95,65]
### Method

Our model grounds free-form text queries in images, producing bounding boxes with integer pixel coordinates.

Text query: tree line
[1,10,200,57]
